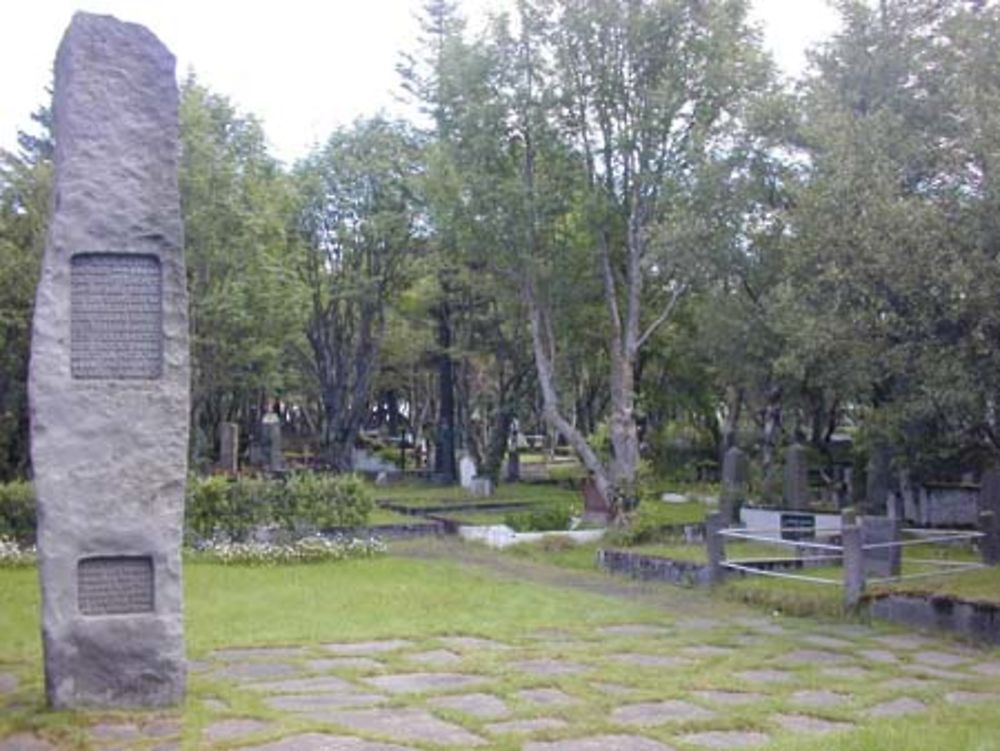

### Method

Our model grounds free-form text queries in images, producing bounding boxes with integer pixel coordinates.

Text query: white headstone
[459,454,477,490]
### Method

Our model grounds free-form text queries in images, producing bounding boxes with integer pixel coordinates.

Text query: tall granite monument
[29,13,188,708]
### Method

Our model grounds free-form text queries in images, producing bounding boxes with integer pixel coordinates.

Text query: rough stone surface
[973,661,1000,677]
[680,731,770,748]
[866,697,926,717]
[820,666,872,680]
[859,649,898,664]
[210,662,302,680]
[901,664,970,681]
[523,736,675,751]
[237,734,416,751]
[782,649,849,664]
[427,693,509,718]
[612,653,690,669]
[912,650,968,668]
[88,724,141,742]
[0,674,17,694]
[0,735,58,751]
[880,677,938,692]
[801,635,854,649]
[734,669,794,684]
[681,646,735,658]
[486,718,568,734]
[438,637,511,651]
[789,690,849,707]
[308,658,383,672]
[599,625,671,637]
[211,647,308,661]
[516,687,579,706]
[406,649,461,665]
[323,640,412,655]
[693,690,766,705]
[873,634,928,650]
[945,690,1000,705]
[611,700,716,726]
[202,719,271,742]
[30,12,188,709]
[310,708,485,747]
[247,676,356,693]
[773,714,854,734]
[263,692,385,712]
[592,682,638,695]
[512,659,586,676]
[366,672,486,694]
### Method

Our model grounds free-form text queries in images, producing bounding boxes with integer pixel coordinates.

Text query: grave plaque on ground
[29,13,188,708]
[219,422,239,475]
[720,446,748,525]
[783,443,809,511]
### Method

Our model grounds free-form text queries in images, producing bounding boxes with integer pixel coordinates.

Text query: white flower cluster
[0,536,36,567]
[193,535,387,566]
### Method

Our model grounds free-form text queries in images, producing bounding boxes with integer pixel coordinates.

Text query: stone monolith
[29,12,188,708]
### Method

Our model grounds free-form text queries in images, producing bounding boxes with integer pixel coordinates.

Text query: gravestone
[783,443,809,511]
[979,469,1000,565]
[720,446,748,525]
[865,443,894,515]
[459,454,477,490]
[28,12,188,708]
[261,413,283,472]
[861,516,902,578]
[581,477,611,523]
[219,422,239,475]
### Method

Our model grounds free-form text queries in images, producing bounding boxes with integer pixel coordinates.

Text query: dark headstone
[783,443,809,510]
[861,515,901,578]
[29,13,188,708]
[865,443,894,515]
[261,416,283,471]
[979,469,1000,566]
[720,446,748,524]
[219,422,238,474]
[581,477,610,523]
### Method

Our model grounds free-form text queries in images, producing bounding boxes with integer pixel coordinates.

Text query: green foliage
[0,481,34,544]
[186,475,271,543]
[504,504,572,532]
[605,499,707,548]
[281,472,373,530]
[188,536,386,566]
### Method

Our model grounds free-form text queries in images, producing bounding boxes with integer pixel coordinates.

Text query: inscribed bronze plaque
[78,556,155,615]
[70,253,162,379]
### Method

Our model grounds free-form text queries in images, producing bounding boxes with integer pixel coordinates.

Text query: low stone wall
[322,522,446,539]
[867,592,1000,645]
[596,549,714,587]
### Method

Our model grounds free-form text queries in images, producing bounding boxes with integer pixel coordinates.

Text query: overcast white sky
[0,1,840,164]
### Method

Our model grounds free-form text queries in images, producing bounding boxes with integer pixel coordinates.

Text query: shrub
[285,472,372,531]
[505,504,572,532]
[0,480,36,544]
[185,475,270,543]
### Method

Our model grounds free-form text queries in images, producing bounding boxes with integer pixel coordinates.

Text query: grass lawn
[372,479,580,509]
[2,546,1000,751]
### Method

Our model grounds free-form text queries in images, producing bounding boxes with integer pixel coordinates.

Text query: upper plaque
[70,253,163,379]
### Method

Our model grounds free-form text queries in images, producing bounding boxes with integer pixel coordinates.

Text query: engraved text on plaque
[71,254,163,379]
[78,556,155,615]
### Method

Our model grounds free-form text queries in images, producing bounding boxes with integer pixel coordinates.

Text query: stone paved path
[2,543,999,750]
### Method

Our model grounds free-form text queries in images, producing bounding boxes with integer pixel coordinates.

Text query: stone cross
[783,442,809,511]
[29,13,188,708]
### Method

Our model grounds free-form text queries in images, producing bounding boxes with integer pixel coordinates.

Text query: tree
[294,118,422,470]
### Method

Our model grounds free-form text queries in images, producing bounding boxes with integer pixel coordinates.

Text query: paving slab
[592,682,638,695]
[439,636,512,651]
[820,666,872,680]
[406,650,462,666]
[866,697,926,718]
[323,640,413,655]
[211,662,302,680]
[512,659,587,676]
[308,657,384,672]
[523,735,675,751]
[679,730,770,748]
[612,653,690,669]
[913,650,969,668]
[972,661,1000,677]
[202,719,272,742]
[516,687,579,706]
[734,669,795,684]
[485,718,568,734]
[0,738,56,751]
[782,649,850,665]
[873,634,929,650]
[681,646,735,659]
[672,618,719,631]
[789,689,849,707]
[366,672,487,694]
[880,677,938,692]
[858,649,898,664]
[945,691,1000,705]
[427,693,509,718]
[142,719,182,738]
[264,692,386,712]
[248,676,357,693]
[310,708,486,747]
[800,635,855,650]
[612,700,716,726]
[773,713,854,734]
[600,625,672,637]
[902,664,970,681]
[89,723,142,743]
[0,673,18,694]
[237,733,416,751]
[210,646,309,661]
[692,690,765,706]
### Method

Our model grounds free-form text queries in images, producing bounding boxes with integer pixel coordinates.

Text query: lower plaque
[78,556,154,615]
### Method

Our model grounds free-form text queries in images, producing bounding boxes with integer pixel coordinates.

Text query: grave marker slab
[219,422,239,474]
[29,12,188,709]
[783,443,809,510]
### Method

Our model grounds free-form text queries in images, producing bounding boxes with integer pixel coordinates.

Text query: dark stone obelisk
[29,12,188,708]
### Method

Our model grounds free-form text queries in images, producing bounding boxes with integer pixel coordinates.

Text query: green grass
[366,506,423,525]
[504,539,604,571]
